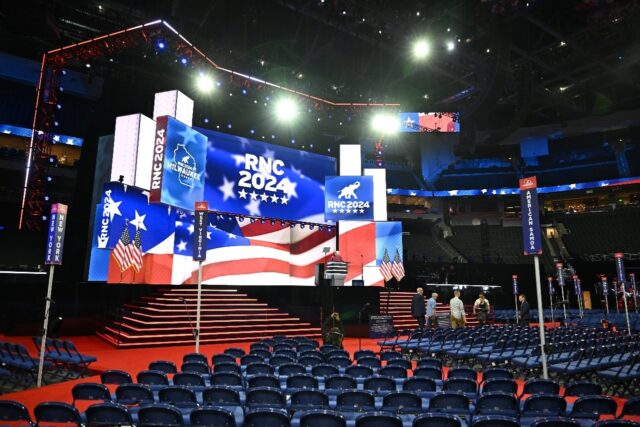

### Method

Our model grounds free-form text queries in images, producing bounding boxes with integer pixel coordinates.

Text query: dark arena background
[1,1,640,426]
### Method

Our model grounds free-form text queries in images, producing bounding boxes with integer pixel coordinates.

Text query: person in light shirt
[426,292,439,328]
[449,290,466,329]
[473,293,490,326]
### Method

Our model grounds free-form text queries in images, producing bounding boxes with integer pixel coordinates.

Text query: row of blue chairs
[3,398,639,427]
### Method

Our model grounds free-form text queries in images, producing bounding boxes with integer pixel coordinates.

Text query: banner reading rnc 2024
[324,176,374,221]
[519,176,543,255]
[197,127,336,223]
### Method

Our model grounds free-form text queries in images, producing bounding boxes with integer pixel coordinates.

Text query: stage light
[156,40,167,50]
[274,98,298,123]
[180,57,188,65]
[85,63,91,68]
[242,89,247,95]
[291,139,296,144]
[412,39,431,60]
[446,41,455,51]
[56,104,62,110]
[203,118,209,123]
[196,73,214,93]
[371,113,399,135]
[250,129,255,134]
[227,124,232,129]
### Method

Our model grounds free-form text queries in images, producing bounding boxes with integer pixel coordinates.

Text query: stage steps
[97,287,320,348]
[378,291,480,330]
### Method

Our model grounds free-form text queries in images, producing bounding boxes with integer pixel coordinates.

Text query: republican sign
[615,252,626,284]
[198,128,336,223]
[512,275,519,295]
[150,116,207,211]
[519,176,543,255]
[45,203,68,265]
[193,201,208,261]
[324,176,374,221]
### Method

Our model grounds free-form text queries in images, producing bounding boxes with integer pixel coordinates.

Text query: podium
[324,261,348,286]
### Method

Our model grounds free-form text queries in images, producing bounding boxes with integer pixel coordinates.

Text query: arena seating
[2,332,638,426]
[448,226,532,265]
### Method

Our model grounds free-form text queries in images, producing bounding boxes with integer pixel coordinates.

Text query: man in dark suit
[518,294,530,324]
[411,287,426,329]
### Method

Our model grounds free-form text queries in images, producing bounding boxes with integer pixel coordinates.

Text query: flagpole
[195,260,203,353]
[37,264,55,388]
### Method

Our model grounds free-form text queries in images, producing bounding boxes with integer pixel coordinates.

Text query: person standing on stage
[426,292,439,328]
[411,287,426,329]
[518,294,531,324]
[449,290,466,329]
[473,293,490,326]
[323,312,344,348]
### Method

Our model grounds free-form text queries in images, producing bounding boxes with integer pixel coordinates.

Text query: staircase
[97,287,320,348]
[378,291,479,330]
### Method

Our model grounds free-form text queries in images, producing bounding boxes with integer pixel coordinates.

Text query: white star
[263,148,275,161]
[245,199,261,216]
[104,199,122,222]
[569,183,577,189]
[187,224,195,234]
[227,233,237,239]
[52,135,60,142]
[218,176,236,202]
[231,154,246,167]
[177,126,201,145]
[280,196,288,205]
[209,223,218,229]
[279,177,298,198]
[346,209,351,214]
[206,231,212,240]
[387,189,392,193]
[333,209,338,214]
[359,209,364,213]
[291,165,305,179]
[481,189,488,194]
[238,189,248,199]
[260,193,269,202]
[448,190,459,196]
[130,210,147,231]
[175,221,183,227]
[176,240,187,252]
[339,209,345,213]
[270,194,280,203]
[66,138,74,145]
[410,192,417,196]
[249,191,258,200]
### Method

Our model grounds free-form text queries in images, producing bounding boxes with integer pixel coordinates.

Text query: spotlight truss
[20,20,400,230]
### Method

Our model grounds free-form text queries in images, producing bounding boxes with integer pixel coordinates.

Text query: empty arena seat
[149,360,177,374]
[137,403,184,426]
[158,385,198,407]
[115,384,154,405]
[202,386,242,407]
[413,413,464,427]
[34,402,82,426]
[0,400,34,426]
[137,369,169,386]
[85,402,133,426]
[100,369,132,385]
[71,383,111,403]
[190,406,237,427]
[244,408,290,427]
[355,412,402,427]
[290,390,330,411]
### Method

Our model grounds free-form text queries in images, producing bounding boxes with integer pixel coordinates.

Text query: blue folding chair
[412,413,463,427]
[100,369,132,385]
[381,391,422,414]
[190,406,237,427]
[471,415,519,427]
[354,412,402,427]
[475,393,518,417]
[427,392,471,416]
[248,374,281,389]
[481,379,517,395]
[85,402,133,426]
[183,352,208,365]
[34,402,82,426]
[137,403,184,426]
[245,387,287,410]
[244,408,290,427]
[246,363,275,376]
[290,390,330,412]
[564,381,603,397]
[529,417,580,427]
[115,384,154,405]
[71,383,111,404]
[158,385,198,407]
[569,395,618,419]
[0,400,35,426]
[202,386,241,408]
[336,390,376,413]
[137,369,169,386]
[149,360,177,374]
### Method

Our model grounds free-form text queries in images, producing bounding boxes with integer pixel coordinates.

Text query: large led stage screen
[88,182,337,285]
[198,128,336,224]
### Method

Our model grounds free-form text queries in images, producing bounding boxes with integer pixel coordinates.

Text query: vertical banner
[572,275,580,296]
[512,275,519,295]
[614,253,626,284]
[519,176,542,255]
[149,116,169,203]
[193,201,208,261]
[547,277,555,295]
[601,275,609,296]
[556,263,565,288]
[45,203,68,265]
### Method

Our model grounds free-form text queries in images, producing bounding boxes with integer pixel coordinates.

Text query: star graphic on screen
[270,194,279,203]
[333,209,338,214]
[260,193,269,202]
[130,210,147,231]
[245,199,261,216]
[187,224,194,234]
[263,148,275,161]
[291,164,306,179]
[176,240,187,252]
[238,189,248,199]
[209,223,218,229]
[206,231,212,240]
[177,126,201,145]
[569,183,577,189]
[359,209,365,213]
[218,176,236,201]
[227,232,237,239]
[249,191,258,200]
[346,209,351,214]
[231,154,246,167]
[279,177,298,198]
[103,198,122,221]
[280,196,289,205]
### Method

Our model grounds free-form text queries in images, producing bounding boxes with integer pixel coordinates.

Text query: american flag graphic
[380,248,393,282]
[130,226,143,273]
[391,248,405,281]
[113,224,132,272]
